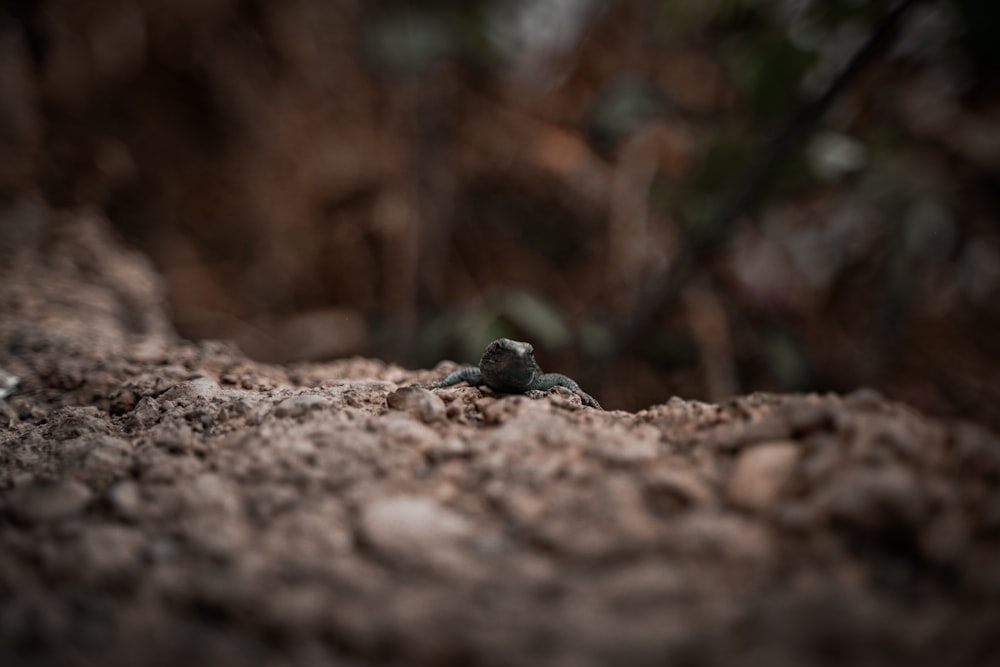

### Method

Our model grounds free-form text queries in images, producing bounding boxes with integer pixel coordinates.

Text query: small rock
[800,434,842,483]
[107,480,142,519]
[598,561,687,610]
[588,425,660,465]
[386,386,446,423]
[479,396,521,424]
[146,537,181,562]
[728,441,801,511]
[668,510,773,564]
[149,421,197,454]
[58,435,132,487]
[183,515,251,559]
[0,367,19,399]
[843,387,884,410]
[380,414,440,449]
[46,406,113,440]
[127,396,161,431]
[77,524,146,578]
[421,436,470,461]
[0,400,16,427]
[7,479,93,523]
[184,473,241,515]
[158,377,221,402]
[359,495,473,569]
[138,448,201,483]
[706,414,791,451]
[643,467,714,515]
[273,394,332,419]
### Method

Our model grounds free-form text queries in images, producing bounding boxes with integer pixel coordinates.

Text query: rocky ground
[1,210,999,666]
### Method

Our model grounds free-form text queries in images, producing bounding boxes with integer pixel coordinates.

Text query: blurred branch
[588,0,933,393]
[682,281,739,401]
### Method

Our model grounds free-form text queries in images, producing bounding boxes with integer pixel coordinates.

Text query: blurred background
[1,0,998,423]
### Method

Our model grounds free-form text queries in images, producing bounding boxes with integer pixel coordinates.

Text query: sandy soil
[2,210,999,666]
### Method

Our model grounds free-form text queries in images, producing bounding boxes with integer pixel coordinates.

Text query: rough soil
[2,211,999,667]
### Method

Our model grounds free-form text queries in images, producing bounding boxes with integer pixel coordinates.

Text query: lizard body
[416,338,602,409]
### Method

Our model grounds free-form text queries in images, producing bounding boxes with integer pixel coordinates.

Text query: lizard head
[479,338,538,391]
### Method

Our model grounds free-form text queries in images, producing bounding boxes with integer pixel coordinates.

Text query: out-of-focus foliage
[1,0,999,425]
[415,288,572,368]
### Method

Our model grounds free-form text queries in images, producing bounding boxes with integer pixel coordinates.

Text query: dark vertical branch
[588,0,932,392]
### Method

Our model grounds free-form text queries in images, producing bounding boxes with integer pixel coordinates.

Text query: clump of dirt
[2,210,999,666]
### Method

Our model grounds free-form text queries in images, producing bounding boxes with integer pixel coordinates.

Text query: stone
[273,394,332,419]
[127,395,161,431]
[7,478,93,523]
[386,386,447,423]
[107,480,142,519]
[78,524,146,578]
[728,441,800,511]
[359,495,473,569]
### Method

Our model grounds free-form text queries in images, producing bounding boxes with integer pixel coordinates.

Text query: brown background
[2,0,998,421]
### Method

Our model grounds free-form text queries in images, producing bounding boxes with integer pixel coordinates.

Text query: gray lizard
[415,338,602,409]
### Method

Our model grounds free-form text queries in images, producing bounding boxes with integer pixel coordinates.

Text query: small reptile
[414,338,602,409]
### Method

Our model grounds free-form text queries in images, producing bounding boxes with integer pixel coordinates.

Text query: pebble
[185,473,241,514]
[380,414,439,448]
[159,377,221,402]
[0,400,15,427]
[149,421,197,454]
[7,478,93,523]
[273,394,332,419]
[386,386,446,423]
[588,425,660,465]
[728,441,800,511]
[46,406,113,440]
[59,435,132,487]
[668,510,773,564]
[0,367,19,399]
[107,480,143,519]
[420,436,470,461]
[359,495,472,568]
[479,395,524,424]
[707,415,791,451]
[643,467,714,514]
[843,387,884,411]
[78,524,146,577]
[127,396,160,431]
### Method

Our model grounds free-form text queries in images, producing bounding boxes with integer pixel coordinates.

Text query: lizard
[413,338,602,409]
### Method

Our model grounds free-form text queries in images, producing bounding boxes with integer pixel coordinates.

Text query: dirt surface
[2,211,1000,666]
